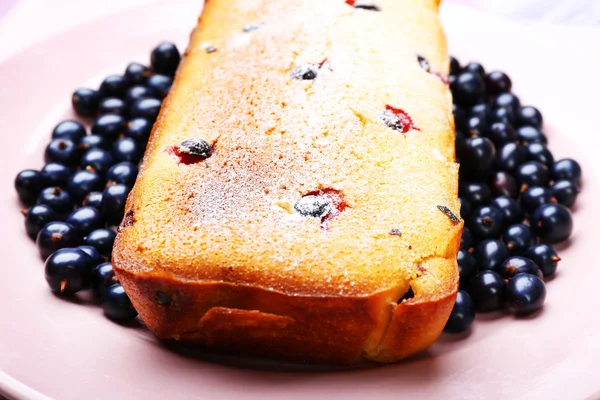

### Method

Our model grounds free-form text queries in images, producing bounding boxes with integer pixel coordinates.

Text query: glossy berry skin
[85,228,117,259]
[98,97,127,116]
[487,107,516,127]
[463,62,485,77]
[468,103,489,120]
[516,126,548,145]
[491,196,523,226]
[459,182,491,207]
[495,142,527,172]
[146,74,173,98]
[466,116,485,137]
[551,180,579,208]
[475,239,509,271]
[78,245,105,268]
[15,169,44,205]
[66,207,103,236]
[67,170,103,203]
[126,118,153,142]
[52,120,86,143]
[453,104,469,133]
[37,187,73,217]
[503,224,535,255]
[106,162,138,187]
[99,75,128,98]
[23,204,59,240]
[468,205,504,239]
[530,204,573,243]
[495,256,542,280]
[483,122,517,148]
[460,226,474,250]
[525,143,554,168]
[44,138,78,166]
[92,262,118,298]
[129,97,162,122]
[124,63,150,86]
[80,148,115,176]
[457,137,496,180]
[151,42,181,76]
[80,134,111,151]
[468,270,506,312]
[524,244,560,277]
[457,249,477,287]
[449,56,461,75]
[83,192,103,209]
[44,248,93,294]
[552,158,582,187]
[91,114,126,140]
[520,186,556,215]
[444,290,475,333]
[451,71,486,106]
[458,196,471,220]
[112,138,142,164]
[36,222,79,259]
[492,92,520,115]
[40,163,72,188]
[102,284,138,321]
[516,161,550,188]
[101,184,131,226]
[490,171,518,198]
[506,273,546,314]
[516,106,543,129]
[125,85,153,105]
[72,88,101,117]
[485,71,512,95]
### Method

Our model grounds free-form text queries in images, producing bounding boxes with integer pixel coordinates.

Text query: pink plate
[1,2,600,399]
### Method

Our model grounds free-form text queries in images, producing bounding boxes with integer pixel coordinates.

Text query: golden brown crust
[113,0,461,364]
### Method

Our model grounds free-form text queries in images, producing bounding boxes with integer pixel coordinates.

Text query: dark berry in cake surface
[129,98,162,122]
[66,207,104,236]
[516,126,548,145]
[176,138,212,159]
[495,256,542,280]
[107,162,139,187]
[468,205,504,239]
[475,239,509,271]
[37,187,73,218]
[451,71,486,106]
[23,204,59,240]
[291,64,318,80]
[67,170,103,203]
[490,171,518,198]
[44,248,93,294]
[126,118,153,143]
[382,105,418,133]
[524,244,560,278]
[520,186,556,215]
[44,138,78,166]
[98,97,127,116]
[40,163,72,188]
[516,106,543,129]
[101,184,131,227]
[146,74,173,98]
[495,142,527,172]
[294,195,332,219]
[506,273,546,314]
[502,224,535,255]
[530,203,573,243]
[52,120,86,143]
[81,148,115,176]
[124,62,150,86]
[102,284,138,321]
[468,270,506,312]
[91,114,125,140]
[346,0,381,11]
[457,249,477,287]
[485,71,512,95]
[85,228,117,259]
[112,138,142,164]
[417,55,431,72]
[551,180,579,208]
[444,290,475,333]
[92,262,118,298]
[36,221,79,260]
[99,75,128,98]
[72,88,101,117]
[457,137,495,180]
[151,42,181,76]
[552,158,582,187]
[15,169,45,205]
[491,196,523,226]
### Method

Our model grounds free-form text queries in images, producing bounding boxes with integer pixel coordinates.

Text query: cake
[113,0,462,364]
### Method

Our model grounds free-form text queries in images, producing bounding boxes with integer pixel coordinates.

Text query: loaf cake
[113,0,462,364]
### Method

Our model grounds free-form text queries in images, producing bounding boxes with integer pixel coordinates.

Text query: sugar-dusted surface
[1,1,600,398]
